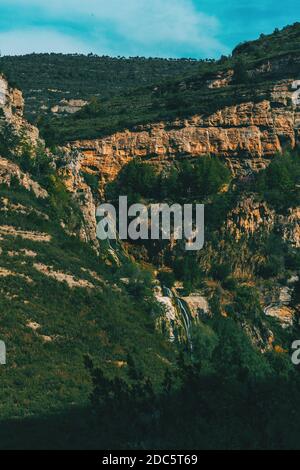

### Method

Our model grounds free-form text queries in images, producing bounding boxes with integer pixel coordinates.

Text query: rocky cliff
[65,79,300,192]
[0,74,39,145]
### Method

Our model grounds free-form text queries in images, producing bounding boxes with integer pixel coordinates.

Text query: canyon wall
[65,80,300,191]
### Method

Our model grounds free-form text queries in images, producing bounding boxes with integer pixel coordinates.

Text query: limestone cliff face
[59,151,98,247]
[0,76,97,247]
[280,207,300,248]
[226,196,300,248]
[66,79,300,190]
[226,196,276,240]
[0,75,24,119]
[0,74,39,145]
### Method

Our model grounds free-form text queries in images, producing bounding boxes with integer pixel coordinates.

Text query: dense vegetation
[233,22,300,59]
[0,133,176,426]
[106,156,231,203]
[255,151,300,212]
[1,314,299,449]
[40,80,272,145]
[106,151,300,294]
[84,319,300,450]
[0,54,201,118]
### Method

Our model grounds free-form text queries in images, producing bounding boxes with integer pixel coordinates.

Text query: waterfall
[154,286,176,342]
[163,286,193,351]
[163,286,173,298]
[176,298,193,350]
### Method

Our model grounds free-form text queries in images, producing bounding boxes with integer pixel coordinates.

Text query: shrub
[106,160,159,201]
[157,271,176,288]
[255,151,300,211]
[210,263,231,281]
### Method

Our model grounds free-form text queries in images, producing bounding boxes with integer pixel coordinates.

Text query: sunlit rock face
[226,196,276,240]
[65,79,300,193]
[292,81,300,106]
[280,207,300,248]
[58,151,99,247]
[0,76,8,108]
[225,197,300,250]
[0,74,39,145]
[179,294,209,318]
[263,283,298,328]
[0,74,24,119]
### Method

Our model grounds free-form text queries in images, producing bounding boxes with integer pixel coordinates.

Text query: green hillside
[0,53,201,119]
[1,23,300,145]
[0,152,174,423]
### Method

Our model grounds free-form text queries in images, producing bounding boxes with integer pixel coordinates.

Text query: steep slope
[0,77,175,422]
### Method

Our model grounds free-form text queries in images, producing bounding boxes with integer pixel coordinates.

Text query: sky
[0,0,298,59]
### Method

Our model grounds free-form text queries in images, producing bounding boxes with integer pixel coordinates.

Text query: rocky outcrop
[59,151,98,247]
[263,280,299,328]
[66,80,300,191]
[181,294,210,318]
[1,76,98,247]
[51,99,88,115]
[207,70,233,89]
[0,74,39,145]
[225,196,300,250]
[0,156,48,199]
[0,75,24,119]
[280,207,300,248]
[226,196,276,240]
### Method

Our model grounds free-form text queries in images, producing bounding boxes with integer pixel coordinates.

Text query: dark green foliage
[122,263,154,299]
[106,160,159,202]
[173,255,204,292]
[292,278,300,306]
[221,276,238,291]
[0,122,20,157]
[232,286,263,321]
[107,156,231,203]
[19,142,53,183]
[210,262,231,281]
[0,53,201,120]
[157,271,176,289]
[233,22,300,59]
[82,172,100,194]
[258,255,285,279]
[21,317,295,450]
[233,57,249,84]
[255,151,300,211]
[167,158,231,200]
[39,80,272,145]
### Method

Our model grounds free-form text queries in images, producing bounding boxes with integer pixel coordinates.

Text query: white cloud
[0,0,228,57]
[0,29,91,55]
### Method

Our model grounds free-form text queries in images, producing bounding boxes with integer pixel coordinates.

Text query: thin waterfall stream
[163,286,193,351]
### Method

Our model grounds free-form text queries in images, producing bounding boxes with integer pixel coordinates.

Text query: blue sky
[0,0,298,58]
